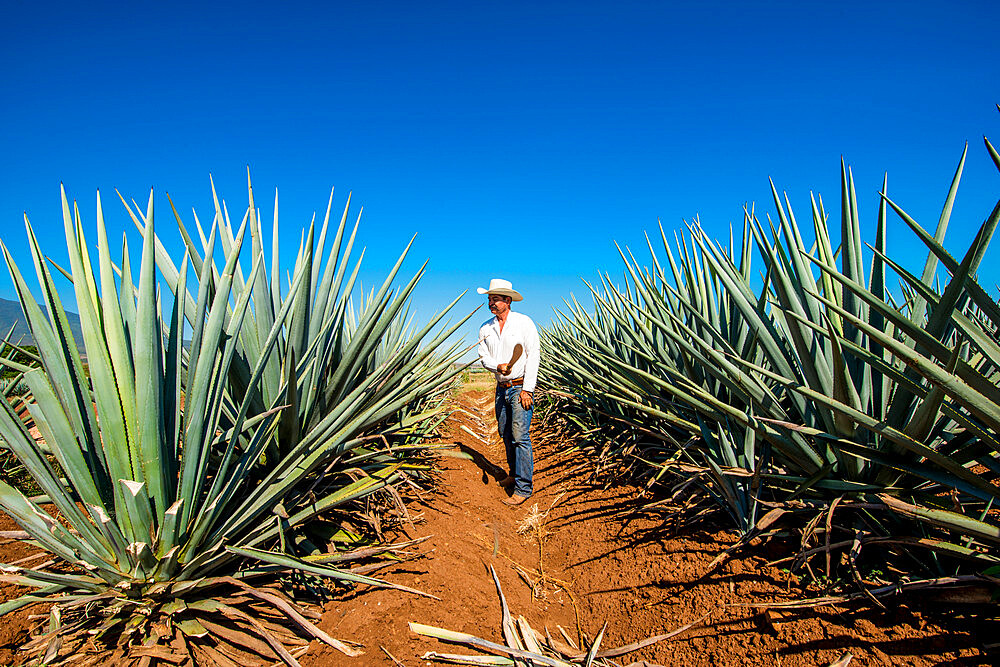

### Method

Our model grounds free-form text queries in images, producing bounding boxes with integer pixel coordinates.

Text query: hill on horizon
[0,296,84,347]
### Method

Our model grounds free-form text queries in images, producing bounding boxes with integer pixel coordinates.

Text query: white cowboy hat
[477,278,523,302]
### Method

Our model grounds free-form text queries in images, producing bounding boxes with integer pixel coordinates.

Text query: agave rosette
[0,182,468,664]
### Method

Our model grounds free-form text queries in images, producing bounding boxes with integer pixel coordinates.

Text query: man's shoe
[503,494,529,506]
[498,475,515,488]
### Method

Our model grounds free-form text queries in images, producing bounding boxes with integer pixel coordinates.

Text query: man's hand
[497,363,510,375]
[519,390,533,410]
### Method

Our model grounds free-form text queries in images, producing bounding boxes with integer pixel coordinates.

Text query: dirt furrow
[303,386,981,666]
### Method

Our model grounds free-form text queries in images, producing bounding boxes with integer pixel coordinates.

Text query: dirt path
[303,387,983,666]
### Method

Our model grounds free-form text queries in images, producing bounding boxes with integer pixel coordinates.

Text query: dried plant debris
[409,565,707,666]
[827,652,854,667]
[12,577,362,667]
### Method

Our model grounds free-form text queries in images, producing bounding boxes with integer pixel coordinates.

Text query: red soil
[0,514,51,665]
[304,388,985,666]
[0,386,989,665]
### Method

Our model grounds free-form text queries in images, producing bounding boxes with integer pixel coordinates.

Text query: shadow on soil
[455,441,507,482]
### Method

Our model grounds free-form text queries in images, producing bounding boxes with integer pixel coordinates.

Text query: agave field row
[0,179,471,665]
[540,134,1000,603]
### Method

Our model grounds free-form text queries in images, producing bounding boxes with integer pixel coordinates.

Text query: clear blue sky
[2,1,998,359]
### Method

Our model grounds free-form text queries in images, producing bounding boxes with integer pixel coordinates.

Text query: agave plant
[0,183,468,665]
[0,324,35,392]
[542,132,1000,592]
[121,177,469,476]
[0,327,39,493]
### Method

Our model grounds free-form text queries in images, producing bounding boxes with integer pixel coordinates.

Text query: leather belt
[498,377,524,389]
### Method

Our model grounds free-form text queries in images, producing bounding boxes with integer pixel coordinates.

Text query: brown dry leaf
[827,652,853,667]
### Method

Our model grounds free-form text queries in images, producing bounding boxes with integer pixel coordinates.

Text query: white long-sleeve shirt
[478,311,540,392]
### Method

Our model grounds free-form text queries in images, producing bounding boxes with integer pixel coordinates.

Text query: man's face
[488,294,511,316]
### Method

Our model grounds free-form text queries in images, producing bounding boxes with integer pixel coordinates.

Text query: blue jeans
[496,385,533,497]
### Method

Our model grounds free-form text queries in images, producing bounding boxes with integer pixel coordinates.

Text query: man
[477,278,540,506]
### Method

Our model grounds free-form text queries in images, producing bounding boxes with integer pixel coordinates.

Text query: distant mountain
[0,297,85,347]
